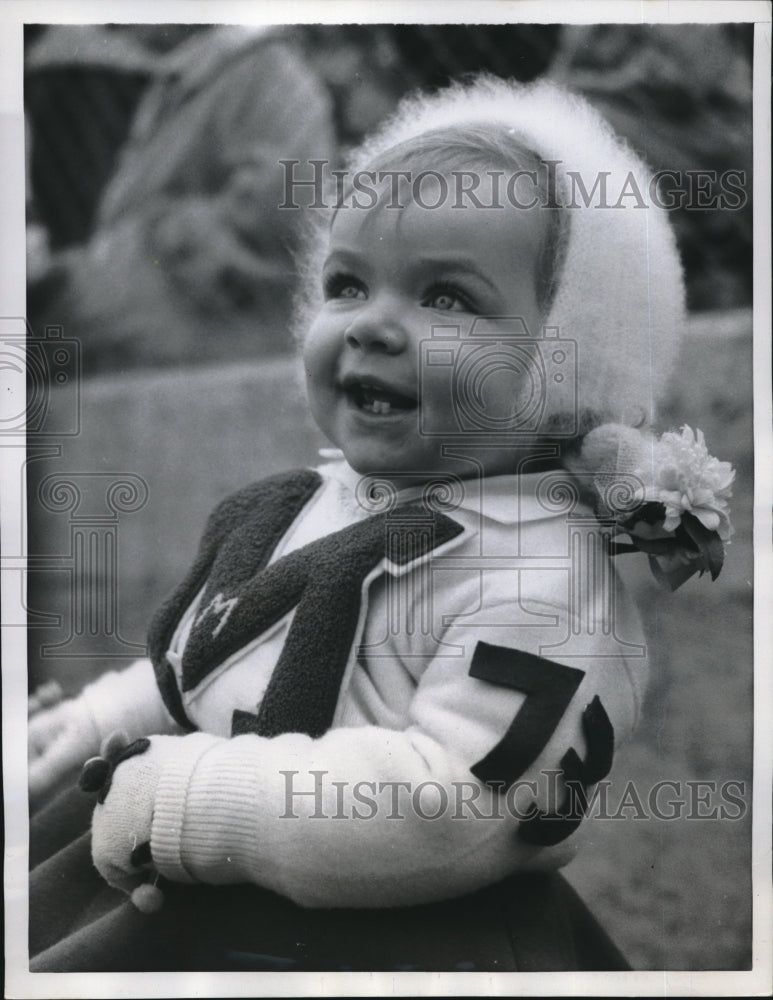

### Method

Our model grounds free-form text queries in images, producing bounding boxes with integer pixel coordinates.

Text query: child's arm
[89,600,644,908]
[29,658,180,806]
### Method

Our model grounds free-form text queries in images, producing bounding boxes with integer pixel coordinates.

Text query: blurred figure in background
[549,23,753,311]
[25,23,753,372]
[295,24,561,146]
[25,24,160,253]
[27,25,336,372]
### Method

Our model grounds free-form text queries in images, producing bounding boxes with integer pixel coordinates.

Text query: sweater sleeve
[148,600,646,909]
[80,658,182,743]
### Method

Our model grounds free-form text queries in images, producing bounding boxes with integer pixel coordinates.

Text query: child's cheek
[420,342,528,437]
[301,320,334,384]
[301,328,340,435]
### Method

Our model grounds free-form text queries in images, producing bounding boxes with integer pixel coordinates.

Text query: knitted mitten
[87,734,181,907]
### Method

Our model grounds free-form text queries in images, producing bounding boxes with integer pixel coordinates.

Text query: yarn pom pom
[131,882,165,914]
[567,423,651,476]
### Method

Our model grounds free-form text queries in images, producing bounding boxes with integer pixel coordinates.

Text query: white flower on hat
[646,425,735,540]
[566,421,735,590]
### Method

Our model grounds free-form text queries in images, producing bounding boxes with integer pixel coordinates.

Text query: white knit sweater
[80,461,648,909]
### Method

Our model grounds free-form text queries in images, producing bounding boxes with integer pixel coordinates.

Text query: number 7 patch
[469,641,614,846]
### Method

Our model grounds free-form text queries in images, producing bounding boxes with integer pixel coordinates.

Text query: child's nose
[344,296,407,354]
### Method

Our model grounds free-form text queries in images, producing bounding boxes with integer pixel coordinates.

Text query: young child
[28,76,688,972]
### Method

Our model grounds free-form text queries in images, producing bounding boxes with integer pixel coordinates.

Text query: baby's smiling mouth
[341,376,418,416]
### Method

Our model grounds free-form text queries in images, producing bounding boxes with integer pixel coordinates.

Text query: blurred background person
[26,24,336,372]
[25,24,159,253]
[25,23,752,373]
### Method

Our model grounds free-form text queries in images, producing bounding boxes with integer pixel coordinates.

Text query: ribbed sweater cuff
[151,732,223,883]
[174,738,270,887]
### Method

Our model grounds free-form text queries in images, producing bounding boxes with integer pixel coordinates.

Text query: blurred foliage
[296,23,753,312]
[25,24,753,375]
[549,24,753,312]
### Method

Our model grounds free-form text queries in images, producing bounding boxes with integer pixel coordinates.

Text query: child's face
[303,179,546,486]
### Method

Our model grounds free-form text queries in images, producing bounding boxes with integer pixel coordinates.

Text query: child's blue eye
[423,284,474,312]
[324,273,366,301]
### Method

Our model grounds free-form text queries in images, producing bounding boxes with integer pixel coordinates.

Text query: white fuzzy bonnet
[346,75,686,434]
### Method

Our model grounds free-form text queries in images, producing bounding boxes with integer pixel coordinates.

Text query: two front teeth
[363,398,395,415]
[347,381,416,415]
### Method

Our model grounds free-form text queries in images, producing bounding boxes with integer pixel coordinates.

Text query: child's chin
[347,459,404,482]
[342,452,412,481]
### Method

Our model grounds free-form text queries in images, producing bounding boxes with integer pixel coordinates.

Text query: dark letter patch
[149,468,465,738]
[469,642,585,789]
[223,508,463,739]
[469,643,615,846]
[147,470,324,730]
[518,695,614,846]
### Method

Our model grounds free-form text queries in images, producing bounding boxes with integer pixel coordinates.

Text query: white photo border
[3,2,771,997]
